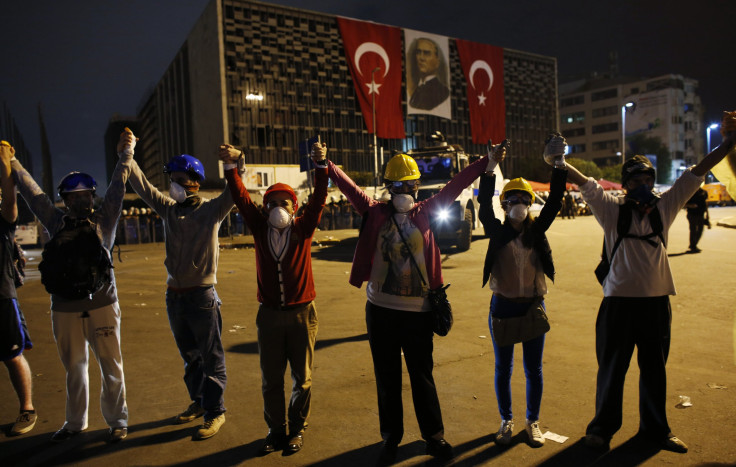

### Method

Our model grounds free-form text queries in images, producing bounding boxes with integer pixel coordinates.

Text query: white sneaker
[525,419,545,447]
[496,419,514,445]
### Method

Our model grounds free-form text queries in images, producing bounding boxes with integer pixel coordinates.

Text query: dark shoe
[377,441,398,465]
[584,433,609,449]
[285,431,304,453]
[51,427,82,442]
[260,431,286,454]
[109,427,128,443]
[175,401,205,424]
[662,435,688,453]
[426,437,453,459]
[689,247,701,253]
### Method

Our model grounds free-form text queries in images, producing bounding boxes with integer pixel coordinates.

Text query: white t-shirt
[580,169,703,297]
[366,213,431,312]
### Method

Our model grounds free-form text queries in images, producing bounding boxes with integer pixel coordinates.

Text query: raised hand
[543,132,567,166]
[311,142,327,162]
[218,144,243,163]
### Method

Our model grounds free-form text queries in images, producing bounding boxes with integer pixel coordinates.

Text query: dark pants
[256,301,318,435]
[586,296,672,441]
[687,213,705,249]
[366,301,444,445]
[166,286,227,419]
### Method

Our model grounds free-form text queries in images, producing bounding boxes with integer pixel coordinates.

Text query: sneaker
[51,427,82,442]
[662,435,688,453]
[584,433,609,449]
[496,419,514,445]
[109,427,128,443]
[193,413,225,440]
[175,401,205,424]
[525,419,545,447]
[425,437,453,459]
[10,411,37,436]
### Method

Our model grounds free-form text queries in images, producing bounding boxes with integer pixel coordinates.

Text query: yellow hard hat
[384,153,420,181]
[501,178,535,203]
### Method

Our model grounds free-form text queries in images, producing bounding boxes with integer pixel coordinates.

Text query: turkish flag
[337,17,405,139]
[456,39,505,144]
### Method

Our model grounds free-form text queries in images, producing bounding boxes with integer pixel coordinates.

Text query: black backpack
[594,203,665,285]
[38,219,113,299]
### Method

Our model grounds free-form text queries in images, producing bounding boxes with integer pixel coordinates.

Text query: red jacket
[225,166,328,307]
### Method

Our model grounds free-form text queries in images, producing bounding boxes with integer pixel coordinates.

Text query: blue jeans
[489,294,546,421]
[166,286,226,418]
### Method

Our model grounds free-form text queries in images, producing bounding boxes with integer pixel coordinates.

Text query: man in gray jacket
[13,132,132,443]
[121,129,237,440]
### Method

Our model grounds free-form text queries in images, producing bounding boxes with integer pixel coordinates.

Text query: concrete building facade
[130,0,558,189]
[559,73,703,180]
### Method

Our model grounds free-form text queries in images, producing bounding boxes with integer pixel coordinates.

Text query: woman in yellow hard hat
[478,134,568,448]
[312,144,503,463]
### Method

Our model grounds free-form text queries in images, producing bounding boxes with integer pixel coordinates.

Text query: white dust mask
[508,204,529,222]
[392,194,415,213]
[169,182,188,203]
[268,207,292,229]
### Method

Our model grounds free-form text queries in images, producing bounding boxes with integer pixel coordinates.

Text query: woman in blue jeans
[478,135,568,447]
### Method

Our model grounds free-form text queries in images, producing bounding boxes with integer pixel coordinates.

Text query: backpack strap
[605,203,664,265]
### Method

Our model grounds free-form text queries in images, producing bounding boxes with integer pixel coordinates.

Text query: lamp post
[371,67,380,188]
[706,123,719,153]
[620,102,634,160]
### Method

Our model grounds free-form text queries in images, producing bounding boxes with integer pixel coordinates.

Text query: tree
[626,133,672,184]
[566,157,602,180]
[599,163,622,182]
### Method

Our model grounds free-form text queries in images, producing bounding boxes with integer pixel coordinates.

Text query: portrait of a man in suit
[407,37,450,111]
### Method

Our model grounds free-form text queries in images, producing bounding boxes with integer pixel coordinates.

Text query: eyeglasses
[390,180,418,189]
[266,200,292,209]
[502,195,532,207]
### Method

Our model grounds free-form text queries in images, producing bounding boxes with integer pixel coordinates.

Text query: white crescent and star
[469,59,494,106]
[354,42,390,95]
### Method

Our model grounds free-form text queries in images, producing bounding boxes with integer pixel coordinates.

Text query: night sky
[1,0,732,192]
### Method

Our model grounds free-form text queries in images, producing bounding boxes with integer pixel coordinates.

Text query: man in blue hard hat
[122,129,239,441]
[10,133,132,443]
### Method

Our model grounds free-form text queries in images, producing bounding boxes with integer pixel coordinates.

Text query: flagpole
[371,67,379,198]
[305,137,313,195]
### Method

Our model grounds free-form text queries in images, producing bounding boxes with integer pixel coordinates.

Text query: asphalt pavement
[1,207,736,466]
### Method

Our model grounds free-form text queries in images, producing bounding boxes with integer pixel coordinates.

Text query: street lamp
[621,102,634,160]
[706,123,719,153]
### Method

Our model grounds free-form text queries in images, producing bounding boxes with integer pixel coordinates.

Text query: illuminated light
[436,209,450,222]
[246,93,264,101]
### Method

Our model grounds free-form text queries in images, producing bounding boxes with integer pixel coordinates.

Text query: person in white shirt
[561,112,736,453]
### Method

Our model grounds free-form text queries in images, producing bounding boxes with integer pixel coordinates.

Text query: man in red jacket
[219,142,327,455]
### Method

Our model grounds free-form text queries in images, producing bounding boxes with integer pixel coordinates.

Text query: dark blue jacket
[479,167,567,288]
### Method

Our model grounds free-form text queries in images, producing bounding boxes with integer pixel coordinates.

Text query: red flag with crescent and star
[456,39,505,144]
[337,17,405,139]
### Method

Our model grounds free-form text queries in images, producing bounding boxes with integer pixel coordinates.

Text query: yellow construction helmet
[501,178,535,203]
[384,153,420,181]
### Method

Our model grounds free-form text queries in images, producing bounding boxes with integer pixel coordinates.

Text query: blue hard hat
[164,154,205,181]
[57,172,97,195]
